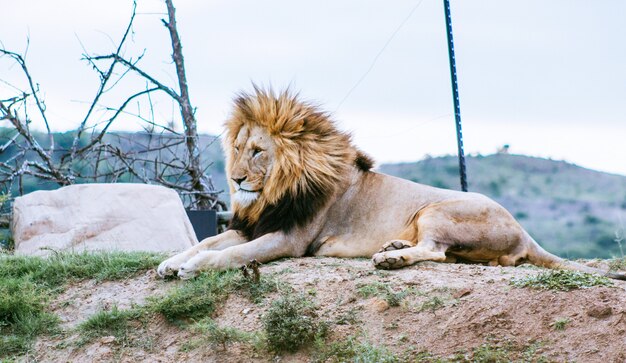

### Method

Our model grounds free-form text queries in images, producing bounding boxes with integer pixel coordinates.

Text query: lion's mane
[224,87,373,240]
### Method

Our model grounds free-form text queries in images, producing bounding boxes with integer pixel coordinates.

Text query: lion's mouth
[237,187,261,193]
[233,188,260,207]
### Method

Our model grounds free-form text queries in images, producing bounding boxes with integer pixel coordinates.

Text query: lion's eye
[252,148,263,157]
[234,146,240,154]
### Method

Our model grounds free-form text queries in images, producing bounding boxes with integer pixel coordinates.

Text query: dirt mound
[30,258,626,362]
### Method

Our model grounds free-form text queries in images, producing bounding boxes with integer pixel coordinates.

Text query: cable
[335,0,425,111]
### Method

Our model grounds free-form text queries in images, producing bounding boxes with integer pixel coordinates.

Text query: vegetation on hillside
[0,251,163,356]
[7,253,618,361]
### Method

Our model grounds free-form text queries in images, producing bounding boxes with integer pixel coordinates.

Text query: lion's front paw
[177,263,199,280]
[372,251,408,270]
[177,250,224,279]
[157,254,188,278]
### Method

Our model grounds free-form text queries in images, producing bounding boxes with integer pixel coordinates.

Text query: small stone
[453,288,472,299]
[242,308,251,315]
[370,298,390,312]
[587,304,612,319]
[100,336,116,344]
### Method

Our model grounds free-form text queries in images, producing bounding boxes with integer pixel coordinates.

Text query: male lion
[158,88,625,281]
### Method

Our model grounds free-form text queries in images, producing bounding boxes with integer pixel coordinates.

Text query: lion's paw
[372,252,409,270]
[157,254,187,278]
[177,250,223,279]
[378,240,412,253]
[177,263,199,280]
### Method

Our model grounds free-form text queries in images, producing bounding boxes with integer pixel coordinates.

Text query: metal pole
[443,0,468,192]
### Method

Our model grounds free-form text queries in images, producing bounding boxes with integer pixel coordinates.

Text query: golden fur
[158,88,625,281]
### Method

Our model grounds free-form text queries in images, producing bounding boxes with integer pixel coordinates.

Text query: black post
[443,0,468,192]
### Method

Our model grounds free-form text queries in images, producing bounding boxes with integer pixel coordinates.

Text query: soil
[24,258,626,362]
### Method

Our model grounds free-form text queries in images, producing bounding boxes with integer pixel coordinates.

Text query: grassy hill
[378,154,626,259]
[3,253,626,362]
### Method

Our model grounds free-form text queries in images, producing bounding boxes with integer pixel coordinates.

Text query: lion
[157,88,626,281]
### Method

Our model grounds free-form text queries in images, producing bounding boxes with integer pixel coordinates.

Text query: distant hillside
[379,154,626,259]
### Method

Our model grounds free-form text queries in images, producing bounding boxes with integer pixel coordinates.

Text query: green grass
[262,292,327,353]
[511,270,613,291]
[77,305,144,344]
[313,336,400,363]
[0,252,164,288]
[469,342,512,363]
[187,318,253,350]
[609,257,626,272]
[552,317,569,331]
[419,296,446,312]
[148,270,236,322]
[357,282,413,307]
[148,269,281,322]
[428,339,548,363]
[0,277,59,356]
[0,251,163,359]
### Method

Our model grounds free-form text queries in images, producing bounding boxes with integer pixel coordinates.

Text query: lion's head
[223,87,373,239]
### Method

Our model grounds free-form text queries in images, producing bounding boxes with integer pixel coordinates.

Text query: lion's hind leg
[372,239,447,270]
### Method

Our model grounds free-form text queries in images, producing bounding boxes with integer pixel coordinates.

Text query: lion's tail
[524,231,626,281]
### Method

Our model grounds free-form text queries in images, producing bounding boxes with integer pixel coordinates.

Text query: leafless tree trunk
[163,0,213,209]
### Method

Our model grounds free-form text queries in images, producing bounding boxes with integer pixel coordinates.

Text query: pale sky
[1,0,625,176]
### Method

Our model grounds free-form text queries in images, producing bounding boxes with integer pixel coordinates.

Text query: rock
[453,288,472,299]
[369,298,390,312]
[12,183,198,256]
[100,336,116,344]
[587,304,613,319]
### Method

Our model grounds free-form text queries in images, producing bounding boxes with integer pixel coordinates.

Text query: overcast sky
[1,0,625,177]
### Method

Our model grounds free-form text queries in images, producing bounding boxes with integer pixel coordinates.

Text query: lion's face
[228,124,276,208]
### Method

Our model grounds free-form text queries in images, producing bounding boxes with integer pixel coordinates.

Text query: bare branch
[0,0,224,210]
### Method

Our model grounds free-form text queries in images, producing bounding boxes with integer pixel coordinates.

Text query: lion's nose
[232,176,247,186]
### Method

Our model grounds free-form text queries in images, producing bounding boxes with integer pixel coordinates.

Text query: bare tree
[0,1,225,211]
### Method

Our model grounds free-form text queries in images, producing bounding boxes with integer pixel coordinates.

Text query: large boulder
[11,183,198,256]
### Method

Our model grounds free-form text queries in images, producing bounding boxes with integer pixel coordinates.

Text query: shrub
[552,318,569,331]
[262,293,326,353]
[190,318,251,350]
[149,270,236,322]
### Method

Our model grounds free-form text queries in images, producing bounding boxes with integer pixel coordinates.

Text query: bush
[262,293,326,353]
[149,270,236,322]
[190,318,251,350]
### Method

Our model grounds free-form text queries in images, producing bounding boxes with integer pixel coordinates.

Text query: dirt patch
[28,258,626,362]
